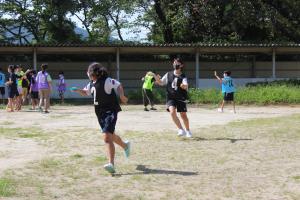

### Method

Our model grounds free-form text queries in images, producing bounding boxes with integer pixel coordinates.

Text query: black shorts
[96,110,118,134]
[224,92,234,101]
[166,99,187,112]
[0,87,5,95]
[8,88,18,98]
[31,91,39,99]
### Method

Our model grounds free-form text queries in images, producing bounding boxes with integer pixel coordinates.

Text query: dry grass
[0,106,299,199]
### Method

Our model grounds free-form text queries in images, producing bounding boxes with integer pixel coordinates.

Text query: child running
[214,71,236,113]
[57,71,66,104]
[156,58,192,138]
[0,68,5,104]
[72,62,130,174]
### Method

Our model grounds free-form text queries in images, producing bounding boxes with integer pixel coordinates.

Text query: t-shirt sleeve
[47,74,52,82]
[83,82,92,95]
[105,78,121,94]
[151,77,155,83]
[161,73,168,85]
[182,77,188,85]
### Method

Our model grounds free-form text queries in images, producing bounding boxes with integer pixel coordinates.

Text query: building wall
[0,61,299,90]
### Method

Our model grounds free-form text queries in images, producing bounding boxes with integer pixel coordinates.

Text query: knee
[170,109,177,116]
[103,134,113,143]
[180,113,188,120]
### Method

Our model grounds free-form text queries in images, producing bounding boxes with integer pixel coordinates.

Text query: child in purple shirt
[29,70,39,110]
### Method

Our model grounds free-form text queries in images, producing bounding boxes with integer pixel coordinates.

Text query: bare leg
[180,112,190,131]
[220,100,225,111]
[112,134,126,149]
[169,106,183,129]
[103,133,115,165]
[233,101,236,113]
[7,98,14,112]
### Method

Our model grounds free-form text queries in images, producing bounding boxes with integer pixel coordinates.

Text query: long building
[0,43,299,98]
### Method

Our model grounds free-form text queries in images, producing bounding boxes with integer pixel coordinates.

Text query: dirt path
[2,105,300,132]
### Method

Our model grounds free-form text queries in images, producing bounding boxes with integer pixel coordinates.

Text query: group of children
[1,59,236,175]
[71,58,236,174]
[1,64,66,113]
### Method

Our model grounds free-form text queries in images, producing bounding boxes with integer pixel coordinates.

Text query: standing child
[72,62,130,174]
[5,65,18,112]
[36,64,52,113]
[57,71,66,104]
[29,70,39,110]
[0,68,5,104]
[214,71,236,113]
[14,65,24,110]
[141,71,158,111]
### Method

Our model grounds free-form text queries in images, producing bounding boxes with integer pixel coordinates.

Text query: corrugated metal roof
[0,42,300,48]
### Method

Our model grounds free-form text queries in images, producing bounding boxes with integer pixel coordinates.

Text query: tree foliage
[0,0,299,44]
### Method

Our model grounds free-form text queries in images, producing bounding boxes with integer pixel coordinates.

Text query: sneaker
[217,108,223,113]
[144,108,149,111]
[124,141,131,158]
[43,110,49,114]
[186,130,192,138]
[150,107,157,110]
[104,163,116,174]
[177,129,186,137]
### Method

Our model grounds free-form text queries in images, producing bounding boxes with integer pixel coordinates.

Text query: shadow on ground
[114,165,198,177]
[192,137,252,143]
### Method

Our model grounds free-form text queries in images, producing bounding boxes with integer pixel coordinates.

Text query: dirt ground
[0,104,300,200]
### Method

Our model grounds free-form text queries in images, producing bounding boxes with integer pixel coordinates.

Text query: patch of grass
[71,154,84,159]
[0,121,14,126]
[0,178,16,197]
[292,176,300,181]
[94,156,107,164]
[40,158,61,169]
[0,127,46,139]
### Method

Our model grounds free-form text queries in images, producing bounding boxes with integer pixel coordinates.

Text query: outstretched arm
[214,71,222,84]
[117,84,128,104]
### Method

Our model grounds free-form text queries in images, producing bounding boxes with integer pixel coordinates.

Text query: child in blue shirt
[214,71,236,113]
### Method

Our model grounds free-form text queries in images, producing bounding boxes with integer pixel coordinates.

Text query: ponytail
[87,62,108,79]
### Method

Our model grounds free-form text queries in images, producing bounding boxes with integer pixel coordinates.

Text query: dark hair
[174,57,183,65]
[87,62,108,79]
[0,68,2,71]
[8,65,15,72]
[59,71,64,75]
[224,71,231,76]
[41,63,48,74]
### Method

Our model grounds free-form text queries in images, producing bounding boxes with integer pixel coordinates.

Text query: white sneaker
[186,130,192,138]
[217,108,223,113]
[177,129,186,137]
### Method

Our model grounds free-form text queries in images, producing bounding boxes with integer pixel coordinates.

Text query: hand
[120,95,128,104]
[180,83,188,90]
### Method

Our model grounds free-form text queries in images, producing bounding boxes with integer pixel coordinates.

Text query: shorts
[8,88,18,98]
[22,87,28,95]
[166,99,187,112]
[17,86,23,95]
[58,90,65,96]
[224,92,234,101]
[0,87,5,95]
[96,110,118,134]
[31,91,39,99]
